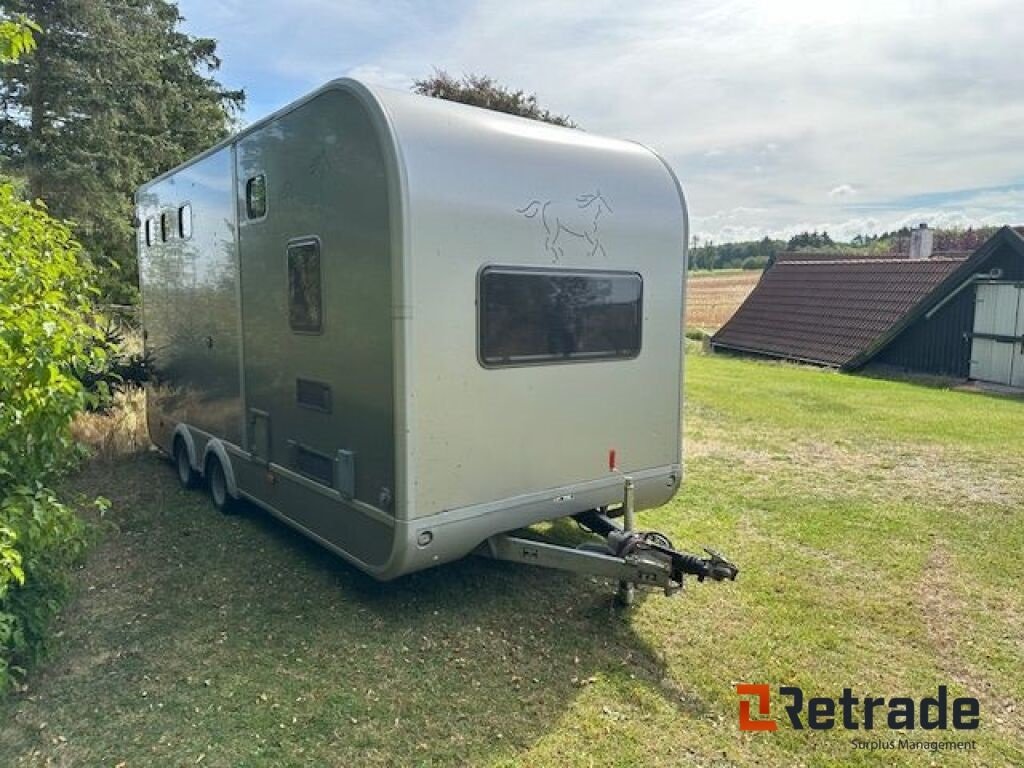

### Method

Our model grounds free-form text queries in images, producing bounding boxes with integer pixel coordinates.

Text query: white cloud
[343,64,414,91]
[179,0,1024,242]
[829,184,857,199]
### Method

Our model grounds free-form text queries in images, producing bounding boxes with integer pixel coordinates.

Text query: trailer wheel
[206,455,238,515]
[173,438,199,490]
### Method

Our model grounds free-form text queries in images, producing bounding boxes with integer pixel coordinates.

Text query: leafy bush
[741,256,769,270]
[0,181,106,692]
[77,318,152,407]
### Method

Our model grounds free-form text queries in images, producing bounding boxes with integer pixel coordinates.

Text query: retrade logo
[736,684,778,731]
[736,684,980,733]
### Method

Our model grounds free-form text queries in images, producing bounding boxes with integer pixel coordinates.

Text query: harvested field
[686,270,761,331]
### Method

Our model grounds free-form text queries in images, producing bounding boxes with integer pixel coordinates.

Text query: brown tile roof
[775,249,973,263]
[775,250,895,262]
[710,256,967,368]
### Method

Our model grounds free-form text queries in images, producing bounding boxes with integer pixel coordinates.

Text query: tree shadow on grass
[0,452,711,767]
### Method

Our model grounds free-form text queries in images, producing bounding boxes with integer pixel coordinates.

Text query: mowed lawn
[1,352,1022,767]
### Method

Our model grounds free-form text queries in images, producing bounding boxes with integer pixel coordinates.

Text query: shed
[710,226,1024,386]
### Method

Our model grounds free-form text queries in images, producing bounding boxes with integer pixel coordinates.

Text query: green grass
[2,352,1022,766]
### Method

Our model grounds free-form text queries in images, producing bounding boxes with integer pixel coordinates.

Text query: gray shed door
[970,283,1024,387]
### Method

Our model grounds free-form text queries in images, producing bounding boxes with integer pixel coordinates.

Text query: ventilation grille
[296,378,331,412]
[295,445,334,487]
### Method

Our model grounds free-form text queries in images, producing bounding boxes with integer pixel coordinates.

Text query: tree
[0,14,105,694]
[413,70,576,128]
[786,230,836,251]
[0,13,37,62]
[0,0,244,303]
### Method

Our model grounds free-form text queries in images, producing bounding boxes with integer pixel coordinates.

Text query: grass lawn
[1,351,1022,767]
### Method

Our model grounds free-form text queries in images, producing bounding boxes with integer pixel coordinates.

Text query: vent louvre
[295,445,334,487]
[296,378,331,412]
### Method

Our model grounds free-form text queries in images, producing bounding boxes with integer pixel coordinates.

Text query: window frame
[476,265,644,369]
[286,236,324,335]
[178,203,193,240]
[245,173,268,220]
[144,218,155,247]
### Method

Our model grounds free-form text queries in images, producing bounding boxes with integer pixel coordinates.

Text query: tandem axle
[479,476,738,603]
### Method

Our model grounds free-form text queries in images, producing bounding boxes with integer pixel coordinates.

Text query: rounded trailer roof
[139,78,687,240]
[350,78,687,241]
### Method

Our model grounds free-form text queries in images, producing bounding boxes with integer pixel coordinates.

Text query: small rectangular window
[288,239,322,333]
[160,212,171,242]
[178,203,192,239]
[246,174,267,219]
[479,267,642,367]
[144,218,155,246]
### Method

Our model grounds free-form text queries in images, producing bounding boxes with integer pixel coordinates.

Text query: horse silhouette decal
[517,191,613,262]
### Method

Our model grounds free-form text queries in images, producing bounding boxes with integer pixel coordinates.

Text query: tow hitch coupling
[478,475,739,603]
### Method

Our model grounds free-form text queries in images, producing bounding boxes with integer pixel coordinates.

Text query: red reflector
[608,449,617,472]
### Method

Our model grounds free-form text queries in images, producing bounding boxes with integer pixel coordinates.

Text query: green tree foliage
[0,13,109,693]
[0,0,244,303]
[786,230,835,250]
[413,70,576,127]
[689,236,781,271]
[850,225,1000,255]
[0,180,107,693]
[0,13,38,62]
[693,225,1003,272]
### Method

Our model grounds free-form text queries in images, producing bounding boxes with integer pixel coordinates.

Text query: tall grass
[71,389,148,461]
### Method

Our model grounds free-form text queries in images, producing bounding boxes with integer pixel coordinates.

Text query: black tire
[206,455,238,515]
[173,438,200,490]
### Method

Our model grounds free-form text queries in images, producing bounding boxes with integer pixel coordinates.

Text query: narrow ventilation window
[246,174,267,219]
[287,238,323,333]
[178,203,192,239]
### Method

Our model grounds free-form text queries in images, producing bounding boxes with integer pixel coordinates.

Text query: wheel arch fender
[202,439,239,499]
[172,424,198,471]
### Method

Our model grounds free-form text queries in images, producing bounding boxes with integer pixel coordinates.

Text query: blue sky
[178,0,1024,243]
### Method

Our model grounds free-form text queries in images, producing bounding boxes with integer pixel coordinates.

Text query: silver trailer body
[138,79,688,581]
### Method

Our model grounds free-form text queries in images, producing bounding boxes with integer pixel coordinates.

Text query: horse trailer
[137,78,737,600]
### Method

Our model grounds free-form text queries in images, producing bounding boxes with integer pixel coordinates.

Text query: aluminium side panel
[370,88,687,522]
[231,87,397,567]
[137,148,243,452]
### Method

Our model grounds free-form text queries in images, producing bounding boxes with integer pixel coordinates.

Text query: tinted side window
[288,239,322,333]
[246,174,267,219]
[178,203,192,239]
[160,212,171,242]
[479,267,642,366]
[144,218,155,246]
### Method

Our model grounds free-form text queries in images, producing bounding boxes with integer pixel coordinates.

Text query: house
[710,226,1024,387]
